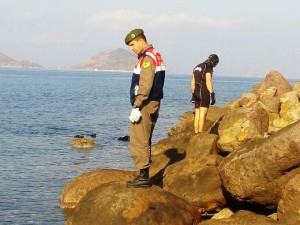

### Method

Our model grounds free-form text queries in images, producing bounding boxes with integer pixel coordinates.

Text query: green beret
[124,28,144,45]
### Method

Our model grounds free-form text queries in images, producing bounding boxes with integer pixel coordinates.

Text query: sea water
[0,68,262,225]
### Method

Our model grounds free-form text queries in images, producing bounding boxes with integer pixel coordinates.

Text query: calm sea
[0,68,262,225]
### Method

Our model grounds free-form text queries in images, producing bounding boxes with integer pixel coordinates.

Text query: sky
[0,0,300,78]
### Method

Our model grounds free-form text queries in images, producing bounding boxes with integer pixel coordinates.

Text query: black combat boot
[126,168,151,188]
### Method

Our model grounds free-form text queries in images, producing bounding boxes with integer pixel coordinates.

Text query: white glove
[129,108,142,123]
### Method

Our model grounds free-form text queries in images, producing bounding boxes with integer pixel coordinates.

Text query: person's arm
[133,56,155,108]
[206,72,216,105]
[205,72,214,93]
[190,74,195,93]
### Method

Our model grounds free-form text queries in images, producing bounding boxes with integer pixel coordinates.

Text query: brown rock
[279,91,299,117]
[151,132,191,156]
[217,107,269,153]
[66,182,201,225]
[60,169,136,209]
[219,120,300,208]
[252,70,292,98]
[252,71,292,114]
[163,154,226,212]
[68,138,97,149]
[239,93,259,108]
[259,94,280,113]
[167,106,228,136]
[277,174,300,224]
[185,133,219,157]
[293,81,300,92]
[198,210,284,225]
[150,147,187,186]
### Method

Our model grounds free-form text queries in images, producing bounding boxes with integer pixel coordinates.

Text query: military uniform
[124,28,165,188]
[129,45,165,169]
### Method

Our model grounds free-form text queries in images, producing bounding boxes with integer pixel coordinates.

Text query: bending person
[190,54,219,134]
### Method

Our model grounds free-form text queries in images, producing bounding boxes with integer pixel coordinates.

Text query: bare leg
[194,108,200,134]
[198,107,208,132]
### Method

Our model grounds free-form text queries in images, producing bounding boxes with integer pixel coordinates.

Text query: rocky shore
[61,70,300,225]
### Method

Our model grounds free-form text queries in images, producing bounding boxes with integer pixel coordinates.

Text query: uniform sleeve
[134,56,156,107]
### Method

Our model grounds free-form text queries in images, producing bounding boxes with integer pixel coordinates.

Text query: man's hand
[210,92,216,105]
[129,108,142,123]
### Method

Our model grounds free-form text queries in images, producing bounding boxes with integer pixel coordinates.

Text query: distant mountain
[0,52,41,68]
[68,48,136,71]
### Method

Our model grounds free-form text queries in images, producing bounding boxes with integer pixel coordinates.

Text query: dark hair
[206,54,219,67]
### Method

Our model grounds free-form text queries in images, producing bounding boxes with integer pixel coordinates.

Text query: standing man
[124,28,165,188]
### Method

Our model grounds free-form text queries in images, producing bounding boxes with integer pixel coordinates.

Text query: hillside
[0,52,41,68]
[68,48,136,71]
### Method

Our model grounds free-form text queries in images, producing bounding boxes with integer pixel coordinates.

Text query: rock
[224,99,241,109]
[167,106,228,136]
[211,208,234,220]
[279,91,299,117]
[118,135,130,141]
[259,92,280,113]
[66,182,201,225]
[260,86,277,97]
[198,210,284,225]
[277,174,300,224]
[278,214,300,225]
[68,138,97,149]
[167,111,194,136]
[292,81,300,92]
[219,120,300,208]
[163,154,226,212]
[151,132,191,156]
[252,71,292,114]
[150,146,187,186]
[274,103,300,128]
[252,70,292,98]
[60,169,136,209]
[185,133,219,157]
[267,112,281,133]
[238,93,258,108]
[217,107,269,153]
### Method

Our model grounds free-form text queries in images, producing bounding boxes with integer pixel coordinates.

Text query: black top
[193,62,213,108]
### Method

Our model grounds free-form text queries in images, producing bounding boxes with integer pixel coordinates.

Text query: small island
[0,52,41,68]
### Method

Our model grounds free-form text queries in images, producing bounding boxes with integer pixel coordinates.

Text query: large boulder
[198,210,284,225]
[60,169,136,209]
[252,70,292,99]
[218,120,300,208]
[185,133,219,157]
[167,111,194,136]
[151,132,191,156]
[66,182,201,225]
[277,174,300,224]
[252,70,292,113]
[217,107,269,153]
[163,154,226,212]
[168,106,228,136]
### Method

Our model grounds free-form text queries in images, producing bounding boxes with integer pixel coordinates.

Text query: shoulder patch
[142,61,151,69]
[194,67,202,72]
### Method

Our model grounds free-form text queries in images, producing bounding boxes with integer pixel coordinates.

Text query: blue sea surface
[0,68,262,225]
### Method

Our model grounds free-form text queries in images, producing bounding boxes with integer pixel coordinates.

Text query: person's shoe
[126,168,151,188]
